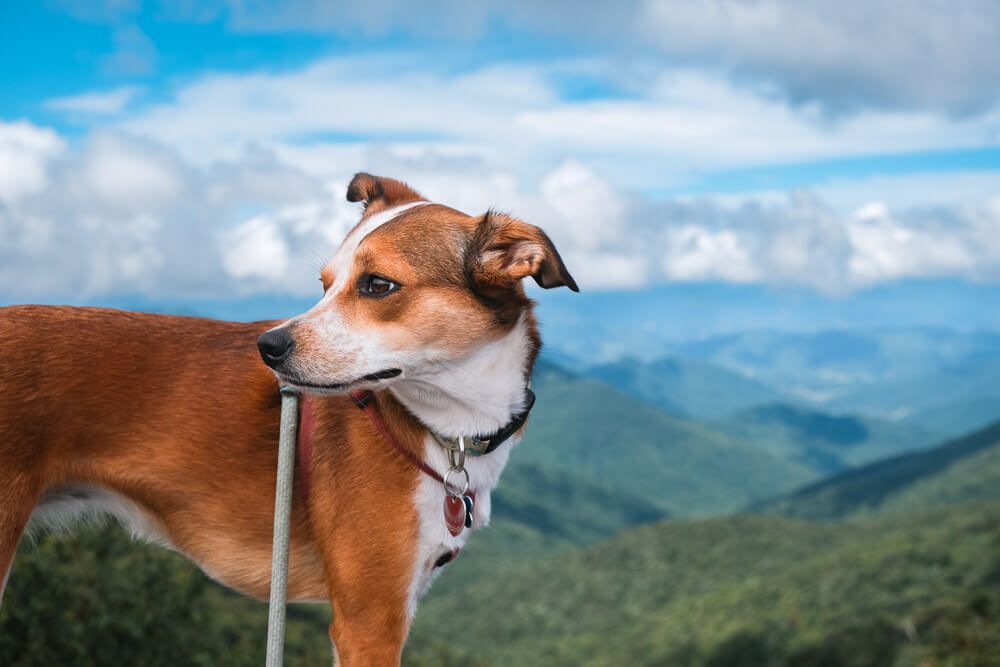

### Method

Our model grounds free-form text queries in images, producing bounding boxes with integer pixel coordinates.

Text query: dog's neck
[389,314,534,440]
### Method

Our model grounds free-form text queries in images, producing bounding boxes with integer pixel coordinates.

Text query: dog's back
[0,306,278,466]
[0,306,299,602]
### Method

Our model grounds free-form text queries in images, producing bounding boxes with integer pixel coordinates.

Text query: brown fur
[0,306,434,665]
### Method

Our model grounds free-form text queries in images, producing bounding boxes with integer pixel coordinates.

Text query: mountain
[904,394,1000,438]
[759,419,1000,520]
[719,402,939,475]
[586,356,782,419]
[830,357,1000,423]
[438,462,667,588]
[530,280,1000,365]
[670,328,1000,407]
[409,501,1000,667]
[522,360,815,516]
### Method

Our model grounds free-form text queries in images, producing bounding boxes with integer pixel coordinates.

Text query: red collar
[348,389,448,485]
[295,391,466,563]
[347,390,477,541]
[296,390,469,495]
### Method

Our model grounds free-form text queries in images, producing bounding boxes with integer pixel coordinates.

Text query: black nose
[257,328,295,368]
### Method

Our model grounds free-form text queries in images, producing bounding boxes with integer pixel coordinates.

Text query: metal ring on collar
[443,466,470,497]
[448,435,466,470]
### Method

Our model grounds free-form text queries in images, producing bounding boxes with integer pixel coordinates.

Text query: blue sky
[1,1,999,325]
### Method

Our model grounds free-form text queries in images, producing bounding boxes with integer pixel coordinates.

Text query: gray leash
[266,387,299,667]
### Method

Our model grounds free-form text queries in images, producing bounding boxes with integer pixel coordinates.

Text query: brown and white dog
[0,173,578,665]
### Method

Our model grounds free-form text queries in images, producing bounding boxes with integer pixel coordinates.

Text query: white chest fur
[387,313,533,615]
[405,433,518,616]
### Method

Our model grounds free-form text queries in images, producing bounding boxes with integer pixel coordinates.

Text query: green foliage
[586,356,781,419]
[438,462,666,590]
[761,419,1000,519]
[522,362,814,515]
[411,501,1000,667]
[906,590,1000,666]
[0,526,332,666]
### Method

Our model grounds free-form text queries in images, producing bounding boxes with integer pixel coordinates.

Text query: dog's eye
[357,274,400,298]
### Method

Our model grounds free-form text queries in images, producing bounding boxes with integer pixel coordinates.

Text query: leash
[265,387,299,667]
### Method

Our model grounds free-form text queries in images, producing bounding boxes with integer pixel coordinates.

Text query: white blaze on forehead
[279,199,431,381]
[325,200,430,296]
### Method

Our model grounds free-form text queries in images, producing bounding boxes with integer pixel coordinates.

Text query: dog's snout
[257,328,295,368]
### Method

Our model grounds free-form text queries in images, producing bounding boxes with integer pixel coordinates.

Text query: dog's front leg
[312,495,419,667]
[322,542,415,667]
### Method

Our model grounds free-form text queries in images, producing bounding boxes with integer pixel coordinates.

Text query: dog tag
[444,495,467,536]
[462,494,474,528]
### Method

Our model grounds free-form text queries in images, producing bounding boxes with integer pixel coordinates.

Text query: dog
[0,173,578,665]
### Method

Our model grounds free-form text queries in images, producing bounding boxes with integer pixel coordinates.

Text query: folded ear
[467,211,579,292]
[346,173,424,210]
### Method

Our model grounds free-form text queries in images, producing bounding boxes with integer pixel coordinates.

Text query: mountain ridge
[757,418,1000,519]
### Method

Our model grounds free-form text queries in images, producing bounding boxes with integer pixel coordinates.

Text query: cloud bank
[2,118,998,300]
[5,3,1000,300]
[151,0,1000,114]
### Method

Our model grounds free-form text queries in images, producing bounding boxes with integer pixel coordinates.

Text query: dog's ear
[467,211,579,292]
[346,173,424,210]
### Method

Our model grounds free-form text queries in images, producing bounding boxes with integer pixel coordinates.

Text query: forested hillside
[411,502,1000,666]
[760,419,1000,520]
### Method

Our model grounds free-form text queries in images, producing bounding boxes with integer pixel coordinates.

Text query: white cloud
[117,56,555,165]
[220,216,290,281]
[638,0,1000,113]
[806,171,1000,212]
[98,55,1000,200]
[539,161,625,252]
[196,0,1000,114]
[1,114,999,299]
[647,192,1000,294]
[41,2,1000,114]
[0,124,341,299]
[0,121,66,202]
[663,226,760,283]
[516,68,1000,169]
[77,133,184,212]
[563,250,651,290]
[45,86,140,115]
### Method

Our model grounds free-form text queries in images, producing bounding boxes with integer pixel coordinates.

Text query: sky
[1,1,999,321]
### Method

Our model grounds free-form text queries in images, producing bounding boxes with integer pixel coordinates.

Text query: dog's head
[257,173,577,410]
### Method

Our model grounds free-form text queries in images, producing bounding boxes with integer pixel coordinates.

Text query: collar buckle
[434,432,492,457]
[433,387,536,456]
